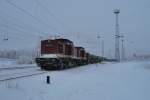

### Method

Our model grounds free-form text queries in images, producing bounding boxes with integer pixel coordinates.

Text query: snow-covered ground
[0,58,16,67]
[0,61,150,100]
[0,58,36,68]
[0,58,41,81]
[0,67,42,81]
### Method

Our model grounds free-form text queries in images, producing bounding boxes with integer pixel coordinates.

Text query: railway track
[0,71,46,82]
[0,66,36,71]
[0,66,37,71]
[0,66,47,82]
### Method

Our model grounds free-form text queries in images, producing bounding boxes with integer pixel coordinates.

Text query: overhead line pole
[120,35,125,61]
[97,35,101,56]
[101,39,104,61]
[114,9,120,61]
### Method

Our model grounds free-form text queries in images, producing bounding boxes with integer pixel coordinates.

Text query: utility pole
[121,39,124,60]
[97,35,101,56]
[37,36,42,57]
[120,35,125,61]
[114,9,120,61]
[101,39,104,57]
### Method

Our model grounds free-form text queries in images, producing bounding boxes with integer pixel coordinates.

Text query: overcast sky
[0,0,150,58]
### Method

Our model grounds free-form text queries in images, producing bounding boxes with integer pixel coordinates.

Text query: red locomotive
[36,38,102,70]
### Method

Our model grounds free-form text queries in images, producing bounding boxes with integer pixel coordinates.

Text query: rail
[0,72,46,82]
[0,66,37,71]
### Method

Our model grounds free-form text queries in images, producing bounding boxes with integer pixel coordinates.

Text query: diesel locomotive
[35,38,102,70]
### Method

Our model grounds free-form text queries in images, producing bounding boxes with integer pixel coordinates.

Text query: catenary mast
[114,9,120,61]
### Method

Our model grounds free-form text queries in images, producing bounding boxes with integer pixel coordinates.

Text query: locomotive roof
[55,38,73,43]
[41,39,52,42]
[42,38,73,44]
[75,46,85,50]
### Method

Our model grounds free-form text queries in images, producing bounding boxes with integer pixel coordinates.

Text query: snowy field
[0,61,150,100]
[0,58,41,81]
[0,58,17,67]
[0,58,36,68]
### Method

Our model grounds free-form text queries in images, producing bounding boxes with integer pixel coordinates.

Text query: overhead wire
[0,20,42,38]
[1,0,73,42]
[0,21,43,38]
[5,0,59,33]
[0,12,43,34]
[0,29,35,42]
[35,0,72,33]
[0,2,51,40]
[0,24,45,41]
